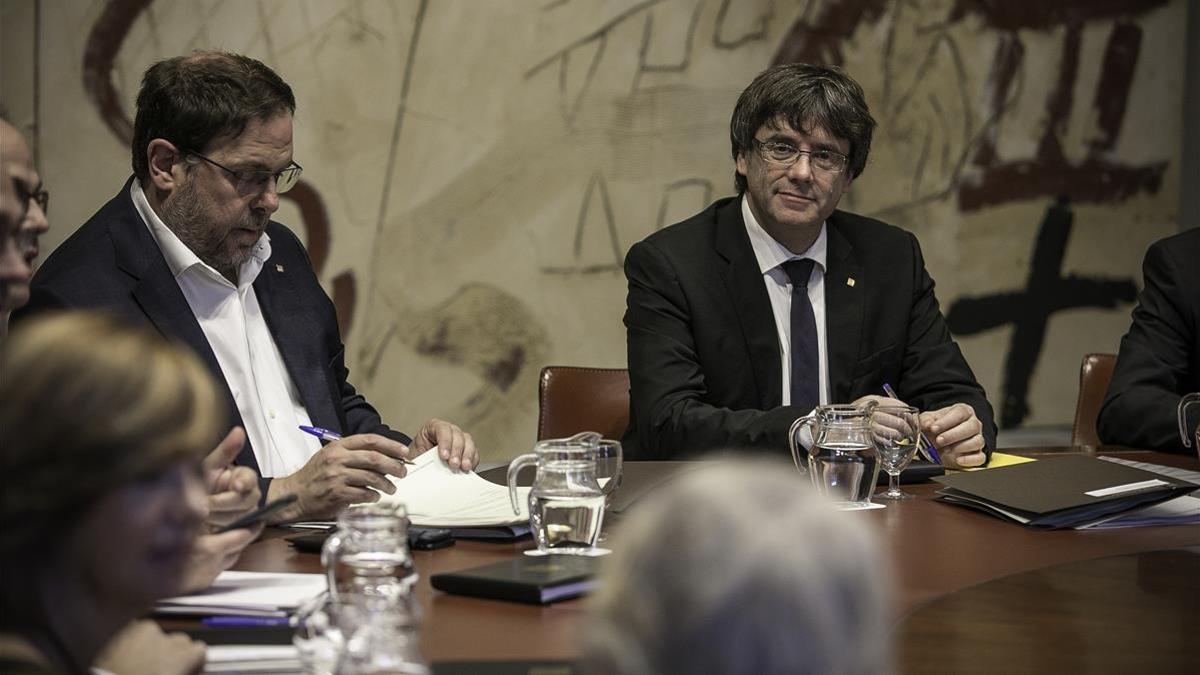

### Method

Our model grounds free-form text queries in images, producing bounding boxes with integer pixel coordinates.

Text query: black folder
[431,556,599,605]
[932,455,1198,528]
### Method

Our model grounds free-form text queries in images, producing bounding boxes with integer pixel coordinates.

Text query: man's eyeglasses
[14,181,49,218]
[185,151,303,194]
[754,140,848,174]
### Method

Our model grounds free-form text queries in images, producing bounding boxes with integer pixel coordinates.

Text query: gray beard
[160,183,259,283]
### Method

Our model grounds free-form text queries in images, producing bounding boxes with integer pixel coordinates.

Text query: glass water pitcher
[789,402,881,506]
[507,432,606,554]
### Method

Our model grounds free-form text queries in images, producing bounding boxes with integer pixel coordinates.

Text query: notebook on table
[933,455,1199,529]
[431,555,600,605]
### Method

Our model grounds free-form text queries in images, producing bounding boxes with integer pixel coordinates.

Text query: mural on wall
[14,0,1184,457]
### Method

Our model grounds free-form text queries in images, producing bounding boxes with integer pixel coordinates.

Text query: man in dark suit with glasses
[15,52,478,522]
[623,63,996,467]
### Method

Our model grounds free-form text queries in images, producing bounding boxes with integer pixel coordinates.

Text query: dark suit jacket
[1098,228,1200,452]
[623,196,996,459]
[12,179,409,493]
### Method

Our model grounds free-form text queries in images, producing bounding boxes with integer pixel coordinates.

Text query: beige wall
[2,0,1188,459]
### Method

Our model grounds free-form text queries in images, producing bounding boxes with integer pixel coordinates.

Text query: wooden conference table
[232,446,1200,671]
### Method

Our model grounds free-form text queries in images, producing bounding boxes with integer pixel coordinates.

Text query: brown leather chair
[1072,353,1117,447]
[537,366,630,440]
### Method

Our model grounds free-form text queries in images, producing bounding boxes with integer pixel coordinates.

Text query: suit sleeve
[279,227,412,447]
[624,240,802,459]
[329,342,411,446]
[895,232,998,453]
[1097,241,1195,452]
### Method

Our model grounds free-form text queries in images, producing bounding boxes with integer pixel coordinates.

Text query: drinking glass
[595,439,623,507]
[871,405,921,501]
[1179,393,1200,458]
[594,439,622,543]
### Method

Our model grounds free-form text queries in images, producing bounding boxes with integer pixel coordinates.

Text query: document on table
[1075,457,1200,529]
[204,645,302,673]
[377,447,531,528]
[156,571,326,617]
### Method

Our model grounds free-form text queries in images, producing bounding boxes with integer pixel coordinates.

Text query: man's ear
[735,151,749,179]
[146,139,183,192]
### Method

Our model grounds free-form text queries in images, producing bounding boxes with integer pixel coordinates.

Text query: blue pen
[881,383,941,464]
[299,425,415,464]
[202,616,292,628]
[298,424,342,442]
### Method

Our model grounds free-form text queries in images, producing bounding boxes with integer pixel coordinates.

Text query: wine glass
[870,405,921,501]
[595,439,622,544]
[595,439,623,507]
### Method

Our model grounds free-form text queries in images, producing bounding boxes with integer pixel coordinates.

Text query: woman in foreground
[0,312,221,674]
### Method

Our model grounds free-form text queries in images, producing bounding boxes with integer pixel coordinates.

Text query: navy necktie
[781,258,818,412]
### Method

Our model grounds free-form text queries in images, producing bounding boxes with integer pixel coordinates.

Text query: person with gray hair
[584,459,891,675]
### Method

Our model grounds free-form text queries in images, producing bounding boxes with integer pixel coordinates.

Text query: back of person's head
[584,459,890,675]
[729,62,876,191]
[131,50,296,181]
[0,311,224,557]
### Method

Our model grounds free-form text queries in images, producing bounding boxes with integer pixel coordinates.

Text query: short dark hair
[131,51,296,180]
[730,63,875,191]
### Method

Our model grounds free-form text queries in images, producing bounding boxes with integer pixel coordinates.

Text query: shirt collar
[131,178,272,289]
[741,193,827,276]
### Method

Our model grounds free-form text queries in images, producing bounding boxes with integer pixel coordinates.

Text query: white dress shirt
[741,194,830,407]
[132,180,321,477]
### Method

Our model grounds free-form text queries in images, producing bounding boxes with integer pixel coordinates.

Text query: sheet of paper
[961,452,1037,472]
[1076,494,1200,529]
[157,571,326,616]
[205,644,302,674]
[378,448,531,527]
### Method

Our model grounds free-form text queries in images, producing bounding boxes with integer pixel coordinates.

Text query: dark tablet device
[286,527,455,552]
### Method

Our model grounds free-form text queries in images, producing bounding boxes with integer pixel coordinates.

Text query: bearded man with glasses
[623,63,996,467]
[15,52,479,523]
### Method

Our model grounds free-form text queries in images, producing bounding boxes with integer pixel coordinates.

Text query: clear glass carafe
[336,592,427,675]
[1179,392,1200,458]
[789,403,880,506]
[321,503,414,604]
[507,432,606,554]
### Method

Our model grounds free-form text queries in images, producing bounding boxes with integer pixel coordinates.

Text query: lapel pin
[847,277,856,287]
[276,264,285,273]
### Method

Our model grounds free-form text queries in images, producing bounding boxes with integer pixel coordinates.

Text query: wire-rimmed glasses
[186,150,303,194]
[754,140,848,174]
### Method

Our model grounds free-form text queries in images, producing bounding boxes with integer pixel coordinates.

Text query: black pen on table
[298,425,416,465]
[881,383,941,464]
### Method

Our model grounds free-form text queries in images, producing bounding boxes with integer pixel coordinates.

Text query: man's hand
[203,427,260,528]
[851,394,898,410]
[409,418,478,472]
[180,525,264,593]
[920,403,986,468]
[268,434,411,521]
[94,620,205,675]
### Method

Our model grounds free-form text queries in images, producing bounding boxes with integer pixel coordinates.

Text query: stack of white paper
[378,448,531,527]
[1077,457,1200,529]
[204,645,302,673]
[156,571,326,617]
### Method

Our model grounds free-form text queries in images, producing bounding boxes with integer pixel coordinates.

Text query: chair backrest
[537,366,630,441]
[1072,353,1117,447]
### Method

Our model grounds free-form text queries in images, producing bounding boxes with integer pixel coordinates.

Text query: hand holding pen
[879,385,988,469]
[881,384,940,464]
[300,426,415,465]
[259,427,416,521]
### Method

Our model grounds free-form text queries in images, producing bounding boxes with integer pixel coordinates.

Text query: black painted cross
[944,198,1137,428]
